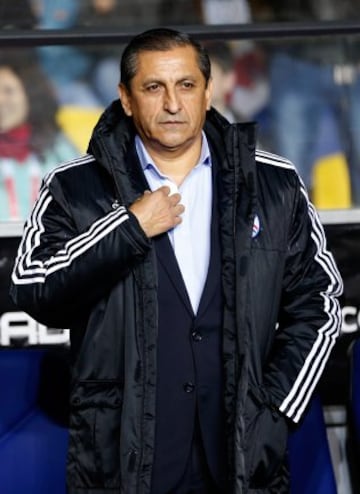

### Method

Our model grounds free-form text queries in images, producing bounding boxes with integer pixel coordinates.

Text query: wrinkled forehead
[133,46,206,83]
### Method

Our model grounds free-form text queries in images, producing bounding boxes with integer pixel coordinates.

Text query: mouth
[159,121,185,126]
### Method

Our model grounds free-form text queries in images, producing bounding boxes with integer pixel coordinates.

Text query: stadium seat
[0,349,69,494]
[311,107,351,209]
[288,394,337,494]
[312,153,351,209]
[349,338,360,442]
[56,105,103,154]
[347,338,360,491]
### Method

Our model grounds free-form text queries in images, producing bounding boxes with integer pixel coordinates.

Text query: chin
[156,136,187,148]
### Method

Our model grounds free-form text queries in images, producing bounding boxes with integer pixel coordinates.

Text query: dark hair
[120,28,211,90]
[0,50,60,160]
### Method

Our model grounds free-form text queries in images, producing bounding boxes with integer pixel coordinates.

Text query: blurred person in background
[76,0,163,107]
[205,41,238,122]
[74,0,133,107]
[0,52,77,221]
[33,0,101,108]
[34,0,163,108]
[263,0,360,205]
[158,0,251,24]
[201,0,251,24]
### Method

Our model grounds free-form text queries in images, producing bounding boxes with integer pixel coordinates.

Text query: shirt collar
[135,132,211,177]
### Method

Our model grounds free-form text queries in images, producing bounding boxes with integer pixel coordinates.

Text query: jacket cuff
[124,209,152,251]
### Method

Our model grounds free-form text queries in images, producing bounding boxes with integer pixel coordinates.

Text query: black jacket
[10,102,343,493]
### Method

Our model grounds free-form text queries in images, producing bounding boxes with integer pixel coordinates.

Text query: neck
[146,137,203,186]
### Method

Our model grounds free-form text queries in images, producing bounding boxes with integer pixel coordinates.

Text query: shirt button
[183,382,195,393]
[191,331,203,342]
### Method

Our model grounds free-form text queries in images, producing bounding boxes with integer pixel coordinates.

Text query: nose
[163,87,181,114]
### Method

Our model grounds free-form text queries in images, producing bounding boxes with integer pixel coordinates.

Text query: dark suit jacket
[151,163,227,493]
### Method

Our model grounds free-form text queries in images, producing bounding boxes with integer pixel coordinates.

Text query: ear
[205,78,213,111]
[118,83,133,117]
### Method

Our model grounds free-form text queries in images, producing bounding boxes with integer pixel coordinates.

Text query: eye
[146,83,160,92]
[182,81,195,89]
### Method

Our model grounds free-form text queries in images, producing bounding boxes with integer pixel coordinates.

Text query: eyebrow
[141,76,198,86]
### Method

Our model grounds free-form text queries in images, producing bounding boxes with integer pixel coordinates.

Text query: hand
[129,186,184,238]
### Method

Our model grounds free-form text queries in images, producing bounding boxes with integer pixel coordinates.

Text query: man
[10,29,342,494]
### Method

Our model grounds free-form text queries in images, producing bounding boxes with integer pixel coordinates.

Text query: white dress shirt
[135,133,212,314]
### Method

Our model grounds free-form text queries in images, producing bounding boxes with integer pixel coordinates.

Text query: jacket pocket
[67,380,123,489]
[244,386,288,489]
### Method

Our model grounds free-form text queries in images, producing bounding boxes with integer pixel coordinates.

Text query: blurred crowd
[1,0,360,220]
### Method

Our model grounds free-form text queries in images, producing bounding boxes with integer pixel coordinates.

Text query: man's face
[119,45,213,156]
[0,68,29,132]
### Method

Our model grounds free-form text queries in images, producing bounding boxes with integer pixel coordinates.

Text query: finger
[173,215,183,226]
[169,192,182,205]
[174,204,185,215]
[158,185,171,196]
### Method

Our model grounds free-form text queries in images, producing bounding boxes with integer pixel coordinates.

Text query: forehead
[134,45,203,81]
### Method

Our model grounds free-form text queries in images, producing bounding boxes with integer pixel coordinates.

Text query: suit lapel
[154,233,194,317]
[196,160,221,319]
